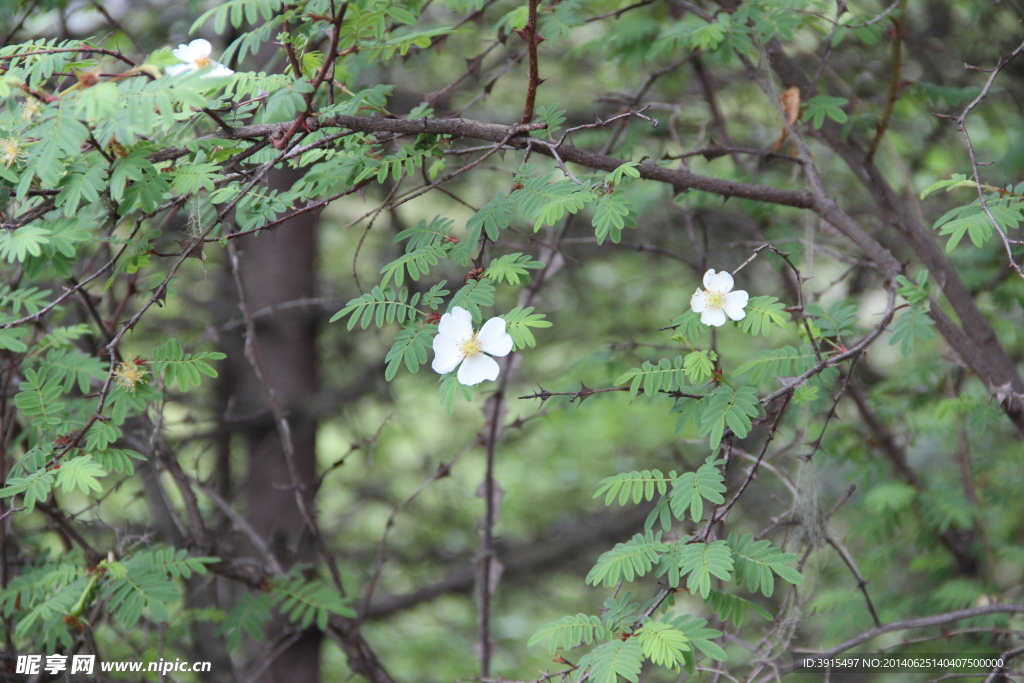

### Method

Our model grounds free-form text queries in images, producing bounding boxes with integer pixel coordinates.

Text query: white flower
[165,39,234,78]
[690,269,749,327]
[432,306,514,386]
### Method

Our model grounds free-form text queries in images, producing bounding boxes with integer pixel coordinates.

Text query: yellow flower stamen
[461,335,482,357]
[22,97,41,121]
[0,138,24,168]
[195,56,212,68]
[706,290,726,309]
[113,358,148,392]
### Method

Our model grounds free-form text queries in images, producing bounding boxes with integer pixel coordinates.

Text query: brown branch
[0,45,137,67]
[867,0,907,159]
[950,36,1024,280]
[758,37,1024,436]
[148,114,814,208]
[519,0,542,124]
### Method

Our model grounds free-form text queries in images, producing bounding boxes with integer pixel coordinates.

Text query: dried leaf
[781,86,801,126]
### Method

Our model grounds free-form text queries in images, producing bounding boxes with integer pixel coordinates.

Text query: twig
[949,36,1024,280]
[867,0,907,158]
[519,0,542,125]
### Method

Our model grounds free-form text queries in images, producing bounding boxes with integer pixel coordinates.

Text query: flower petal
[172,44,194,62]
[703,269,734,293]
[723,290,749,320]
[438,306,474,342]
[431,335,464,375]
[690,288,708,313]
[165,63,192,76]
[457,352,499,386]
[477,317,513,357]
[700,307,727,327]
[205,63,234,77]
[186,39,213,59]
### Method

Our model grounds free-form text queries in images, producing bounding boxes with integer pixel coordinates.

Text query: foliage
[1,0,1022,681]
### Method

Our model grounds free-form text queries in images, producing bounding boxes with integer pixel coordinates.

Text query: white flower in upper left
[165,39,234,78]
[690,268,749,327]
[432,306,514,386]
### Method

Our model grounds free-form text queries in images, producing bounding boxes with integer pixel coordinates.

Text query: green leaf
[919,173,974,200]
[806,300,858,338]
[601,593,640,632]
[483,253,544,286]
[331,286,429,330]
[670,614,726,670]
[101,560,181,629]
[535,105,567,138]
[0,226,52,264]
[683,350,717,384]
[56,162,107,217]
[14,368,65,429]
[889,305,935,356]
[450,279,495,320]
[269,575,355,630]
[592,192,638,245]
[699,385,760,449]
[385,323,436,380]
[511,173,595,231]
[151,339,226,391]
[0,469,55,513]
[669,462,726,523]
[636,621,691,670]
[28,104,90,186]
[740,296,790,336]
[380,245,446,287]
[939,202,1022,251]
[594,470,675,506]
[41,347,107,393]
[528,614,611,652]
[896,271,930,305]
[54,456,105,494]
[728,532,803,597]
[708,589,773,628]
[605,161,641,184]
[669,310,704,344]
[91,448,145,476]
[575,638,643,683]
[501,306,551,349]
[734,345,816,384]
[394,215,457,251]
[217,593,273,651]
[586,531,668,586]
[466,195,512,242]
[613,356,689,400]
[438,371,473,413]
[804,95,849,128]
[658,540,733,599]
[170,162,224,195]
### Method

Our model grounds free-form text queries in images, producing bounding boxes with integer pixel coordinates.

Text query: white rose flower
[432,306,514,386]
[165,39,234,78]
[690,269,749,327]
